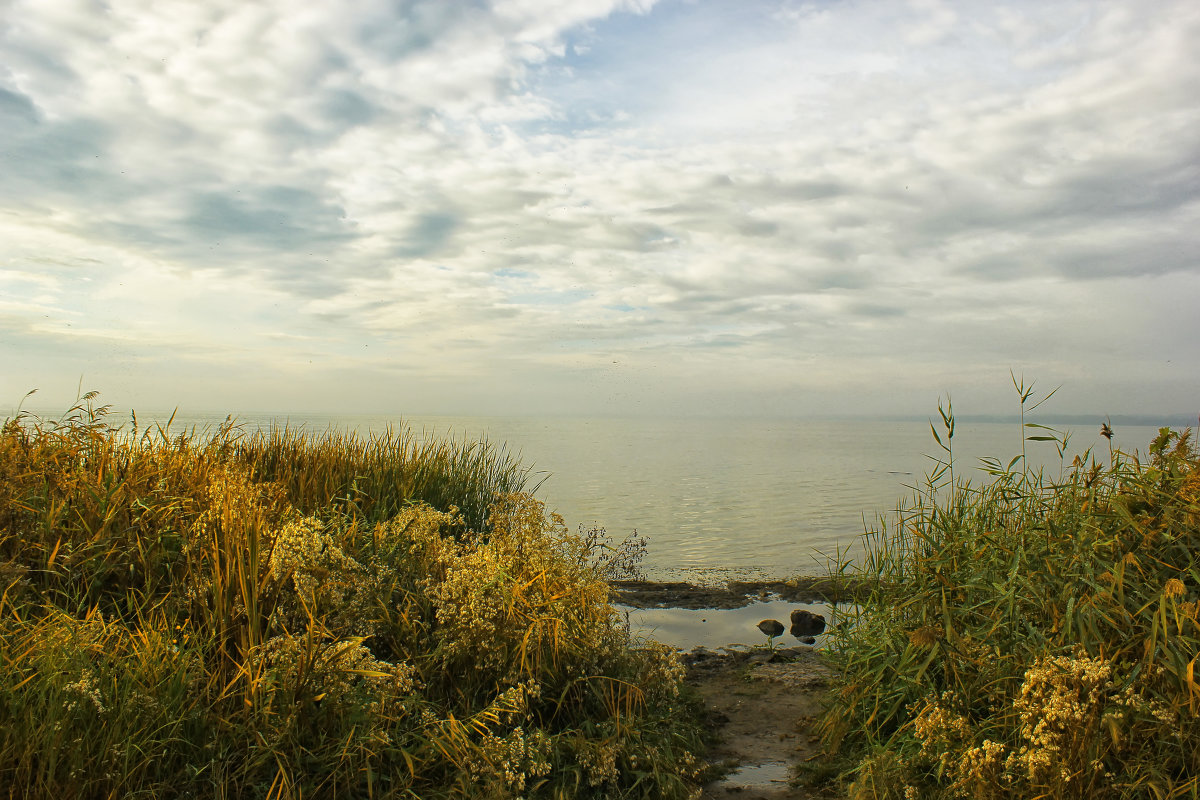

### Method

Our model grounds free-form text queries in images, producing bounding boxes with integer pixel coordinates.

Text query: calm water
[624,597,839,651]
[392,416,1158,579]
[16,407,1164,580]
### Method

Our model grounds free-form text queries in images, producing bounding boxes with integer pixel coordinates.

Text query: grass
[820,382,1200,799]
[224,419,544,533]
[0,394,704,799]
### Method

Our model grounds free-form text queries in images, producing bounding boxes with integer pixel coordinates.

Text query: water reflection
[619,598,844,651]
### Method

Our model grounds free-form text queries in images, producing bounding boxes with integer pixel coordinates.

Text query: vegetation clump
[0,395,703,799]
[822,390,1200,799]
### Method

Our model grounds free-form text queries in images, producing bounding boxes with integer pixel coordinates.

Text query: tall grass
[0,395,703,799]
[821,387,1200,799]
[227,421,544,533]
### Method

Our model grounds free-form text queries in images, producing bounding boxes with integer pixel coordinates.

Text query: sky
[1,0,1198,420]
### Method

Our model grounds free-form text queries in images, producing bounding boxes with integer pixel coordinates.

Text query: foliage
[821,383,1200,800]
[0,395,703,799]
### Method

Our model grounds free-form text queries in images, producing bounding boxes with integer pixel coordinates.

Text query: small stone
[789,609,826,637]
[756,619,785,638]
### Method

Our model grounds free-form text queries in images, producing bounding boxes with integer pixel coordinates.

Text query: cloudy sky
[2,0,1198,419]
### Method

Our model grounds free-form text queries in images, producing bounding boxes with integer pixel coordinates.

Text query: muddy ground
[687,646,834,799]
[613,579,844,798]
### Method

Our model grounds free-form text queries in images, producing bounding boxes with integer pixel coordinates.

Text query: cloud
[0,86,38,125]
[181,186,355,252]
[0,0,1197,417]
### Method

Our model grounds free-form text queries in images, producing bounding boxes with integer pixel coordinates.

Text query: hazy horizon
[5,390,1194,430]
[3,1,1198,419]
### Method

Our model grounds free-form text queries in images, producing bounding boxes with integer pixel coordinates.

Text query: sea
[17,407,1167,583]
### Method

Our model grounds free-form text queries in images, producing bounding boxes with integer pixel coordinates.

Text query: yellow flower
[1164,578,1186,600]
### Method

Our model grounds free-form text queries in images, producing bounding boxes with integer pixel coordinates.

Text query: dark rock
[756,619,785,638]
[799,636,817,645]
[789,609,826,638]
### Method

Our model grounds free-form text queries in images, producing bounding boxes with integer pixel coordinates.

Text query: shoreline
[609,575,868,609]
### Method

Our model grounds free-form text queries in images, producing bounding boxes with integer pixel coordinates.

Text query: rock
[756,619,785,638]
[789,609,826,637]
[799,636,817,645]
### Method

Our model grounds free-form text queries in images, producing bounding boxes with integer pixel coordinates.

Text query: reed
[227,421,544,533]
[0,395,703,799]
[820,389,1200,799]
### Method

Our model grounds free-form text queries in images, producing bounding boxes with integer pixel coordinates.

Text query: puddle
[712,760,791,790]
[618,597,846,651]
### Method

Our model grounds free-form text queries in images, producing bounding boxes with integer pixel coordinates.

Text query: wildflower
[63,672,106,714]
[577,739,620,787]
[1006,650,1113,785]
[1163,578,1186,599]
[951,739,1007,796]
[912,692,971,772]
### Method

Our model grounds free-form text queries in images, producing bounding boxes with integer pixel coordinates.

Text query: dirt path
[685,646,834,799]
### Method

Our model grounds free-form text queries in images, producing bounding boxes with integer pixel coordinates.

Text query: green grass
[0,394,704,799]
[820,384,1200,799]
